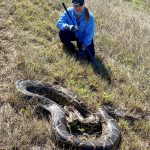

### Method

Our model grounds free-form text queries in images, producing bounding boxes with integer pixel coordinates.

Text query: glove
[69,25,78,31]
[66,24,78,32]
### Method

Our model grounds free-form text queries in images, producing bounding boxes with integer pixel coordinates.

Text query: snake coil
[16,80,121,150]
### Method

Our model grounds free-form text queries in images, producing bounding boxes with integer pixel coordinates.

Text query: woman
[56,0,95,60]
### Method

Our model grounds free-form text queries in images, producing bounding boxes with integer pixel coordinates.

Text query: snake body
[16,80,121,150]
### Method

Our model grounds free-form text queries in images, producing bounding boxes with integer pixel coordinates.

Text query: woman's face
[73,4,85,14]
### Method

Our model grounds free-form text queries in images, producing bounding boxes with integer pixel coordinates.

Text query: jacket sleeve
[83,15,94,46]
[56,11,68,31]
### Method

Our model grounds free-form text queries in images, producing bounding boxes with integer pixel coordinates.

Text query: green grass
[0,0,149,149]
[132,0,150,13]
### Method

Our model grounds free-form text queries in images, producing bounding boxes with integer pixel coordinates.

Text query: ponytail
[85,7,90,21]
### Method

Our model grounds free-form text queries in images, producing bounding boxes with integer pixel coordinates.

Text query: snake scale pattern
[16,79,121,150]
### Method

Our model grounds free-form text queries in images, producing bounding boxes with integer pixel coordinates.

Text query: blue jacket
[56,7,94,46]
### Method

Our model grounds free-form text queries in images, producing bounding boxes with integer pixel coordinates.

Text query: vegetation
[0,0,149,149]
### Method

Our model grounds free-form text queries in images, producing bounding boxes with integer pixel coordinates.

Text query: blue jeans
[59,30,95,58]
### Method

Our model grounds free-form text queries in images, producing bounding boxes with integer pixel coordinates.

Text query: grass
[0,0,150,149]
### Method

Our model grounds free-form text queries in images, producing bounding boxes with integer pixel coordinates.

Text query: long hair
[85,6,90,21]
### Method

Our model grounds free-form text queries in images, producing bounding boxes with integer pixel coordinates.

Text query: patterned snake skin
[15,79,121,150]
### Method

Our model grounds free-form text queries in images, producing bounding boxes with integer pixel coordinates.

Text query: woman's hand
[65,24,78,32]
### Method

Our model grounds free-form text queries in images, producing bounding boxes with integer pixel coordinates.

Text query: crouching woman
[56,0,95,61]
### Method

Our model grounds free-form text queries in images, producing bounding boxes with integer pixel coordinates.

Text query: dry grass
[0,0,150,149]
